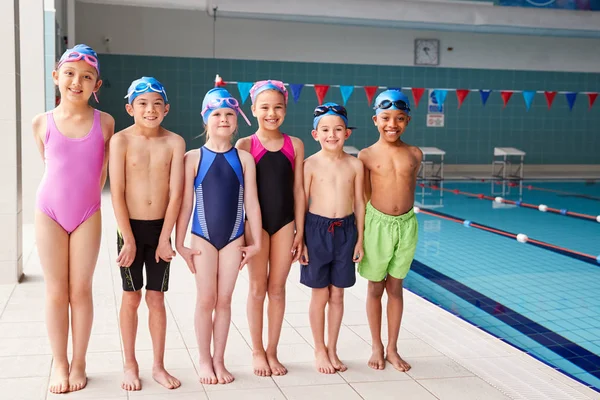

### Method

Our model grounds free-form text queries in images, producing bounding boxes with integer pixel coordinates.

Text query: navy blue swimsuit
[192,146,245,250]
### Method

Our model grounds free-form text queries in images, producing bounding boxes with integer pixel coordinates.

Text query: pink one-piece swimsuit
[36,109,105,234]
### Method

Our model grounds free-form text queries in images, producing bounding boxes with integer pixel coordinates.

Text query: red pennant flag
[411,88,425,108]
[500,91,513,108]
[314,85,330,105]
[364,86,378,106]
[588,93,598,110]
[544,91,557,109]
[456,89,470,109]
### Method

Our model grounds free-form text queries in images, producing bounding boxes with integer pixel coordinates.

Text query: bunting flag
[364,86,378,106]
[456,89,470,109]
[412,88,425,108]
[565,92,577,111]
[501,91,513,108]
[522,91,535,111]
[480,90,492,106]
[588,93,598,110]
[544,91,557,109]
[214,74,226,87]
[237,82,253,104]
[434,90,448,107]
[289,84,304,103]
[339,85,354,105]
[314,85,330,104]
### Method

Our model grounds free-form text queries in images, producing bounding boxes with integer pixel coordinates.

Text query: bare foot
[368,346,385,370]
[252,350,272,377]
[266,352,287,376]
[121,363,142,391]
[152,365,181,389]
[327,349,347,372]
[68,362,87,392]
[213,359,235,384]
[49,361,70,394]
[386,349,411,372]
[314,349,335,374]
[198,358,218,385]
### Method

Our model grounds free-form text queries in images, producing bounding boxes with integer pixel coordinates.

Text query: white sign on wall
[427,89,445,127]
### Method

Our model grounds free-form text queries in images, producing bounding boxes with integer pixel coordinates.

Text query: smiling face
[251,90,286,131]
[312,115,350,152]
[53,60,102,104]
[372,109,410,143]
[125,92,170,129]
[206,107,238,140]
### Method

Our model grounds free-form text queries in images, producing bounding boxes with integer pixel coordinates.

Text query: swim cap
[250,80,288,104]
[313,102,349,130]
[57,44,100,75]
[373,90,411,116]
[125,77,168,105]
[201,88,251,126]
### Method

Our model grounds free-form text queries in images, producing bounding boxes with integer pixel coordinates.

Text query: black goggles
[313,104,348,118]
[374,99,410,112]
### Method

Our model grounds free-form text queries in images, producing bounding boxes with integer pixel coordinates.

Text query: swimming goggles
[202,97,251,126]
[124,81,169,103]
[57,51,100,74]
[250,80,289,104]
[374,99,411,113]
[313,104,348,118]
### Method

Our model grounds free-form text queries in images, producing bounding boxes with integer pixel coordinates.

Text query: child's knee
[145,290,165,310]
[197,293,217,311]
[122,290,143,309]
[267,284,286,301]
[68,285,92,304]
[249,281,267,301]
[47,288,69,304]
[328,288,344,306]
[367,281,385,298]
[215,294,232,311]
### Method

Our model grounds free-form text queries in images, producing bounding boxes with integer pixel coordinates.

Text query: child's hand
[116,241,136,268]
[177,245,201,274]
[300,245,309,265]
[291,234,303,263]
[353,242,364,264]
[156,239,176,263]
[239,244,259,270]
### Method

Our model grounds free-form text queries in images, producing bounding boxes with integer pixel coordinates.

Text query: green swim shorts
[358,202,418,281]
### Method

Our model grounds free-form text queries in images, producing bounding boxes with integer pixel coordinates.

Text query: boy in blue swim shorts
[358,90,422,373]
[300,103,365,374]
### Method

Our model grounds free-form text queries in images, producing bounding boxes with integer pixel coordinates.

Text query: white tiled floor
[2,195,599,399]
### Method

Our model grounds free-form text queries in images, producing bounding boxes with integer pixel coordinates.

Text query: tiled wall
[95,54,600,164]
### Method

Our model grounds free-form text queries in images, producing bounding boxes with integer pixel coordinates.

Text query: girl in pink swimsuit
[33,44,114,394]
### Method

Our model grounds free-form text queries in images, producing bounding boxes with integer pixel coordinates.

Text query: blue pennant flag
[480,90,492,106]
[339,86,354,105]
[289,84,304,103]
[565,92,577,111]
[434,89,448,106]
[237,82,253,105]
[522,91,535,111]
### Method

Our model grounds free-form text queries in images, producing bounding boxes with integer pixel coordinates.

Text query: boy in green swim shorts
[357,90,422,373]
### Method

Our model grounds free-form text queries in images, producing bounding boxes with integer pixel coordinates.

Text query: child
[176,88,262,384]
[235,80,305,377]
[32,44,114,394]
[109,77,185,391]
[357,90,421,372]
[300,103,365,374]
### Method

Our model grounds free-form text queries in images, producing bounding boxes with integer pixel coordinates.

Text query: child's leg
[265,221,295,376]
[309,287,335,374]
[326,286,347,372]
[192,236,219,384]
[212,237,244,384]
[120,290,142,391]
[145,290,181,389]
[385,277,411,372]
[366,280,386,370]
[35,211,70,394]
[67,210,102,392]
[245,226,271,376]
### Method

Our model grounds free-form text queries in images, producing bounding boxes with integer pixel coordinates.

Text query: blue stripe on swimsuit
[192,146,245,250]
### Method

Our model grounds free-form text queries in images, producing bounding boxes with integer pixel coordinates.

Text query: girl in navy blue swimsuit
[235,80,306,377]
[175,88,262,385]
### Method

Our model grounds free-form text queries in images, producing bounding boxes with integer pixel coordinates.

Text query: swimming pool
[407,180,600,390]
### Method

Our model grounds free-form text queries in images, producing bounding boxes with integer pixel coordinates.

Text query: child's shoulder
[286,134,304,147]
[402,142,423,160]
[344,152,364,169]
[235,135,252,151]
[160,128,186,147]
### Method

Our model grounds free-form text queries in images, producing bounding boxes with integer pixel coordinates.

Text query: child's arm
[32,113,47,160]
[175,150,201,273]
[300,158,312,265]
[353,158,366,263]
[100,112,115,189]
[239,150,262,269]
[291,137,306,263]
[357,150,372,203]
[155,136,186,263]
[108,133,136,267]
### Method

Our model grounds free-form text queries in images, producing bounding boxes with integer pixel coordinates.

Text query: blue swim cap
[58,44,100,75]
[249,80,288,104]
[313,102,349,130]
[201,88,251,126]
[125,77,168,105]
[374,90,411,116]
